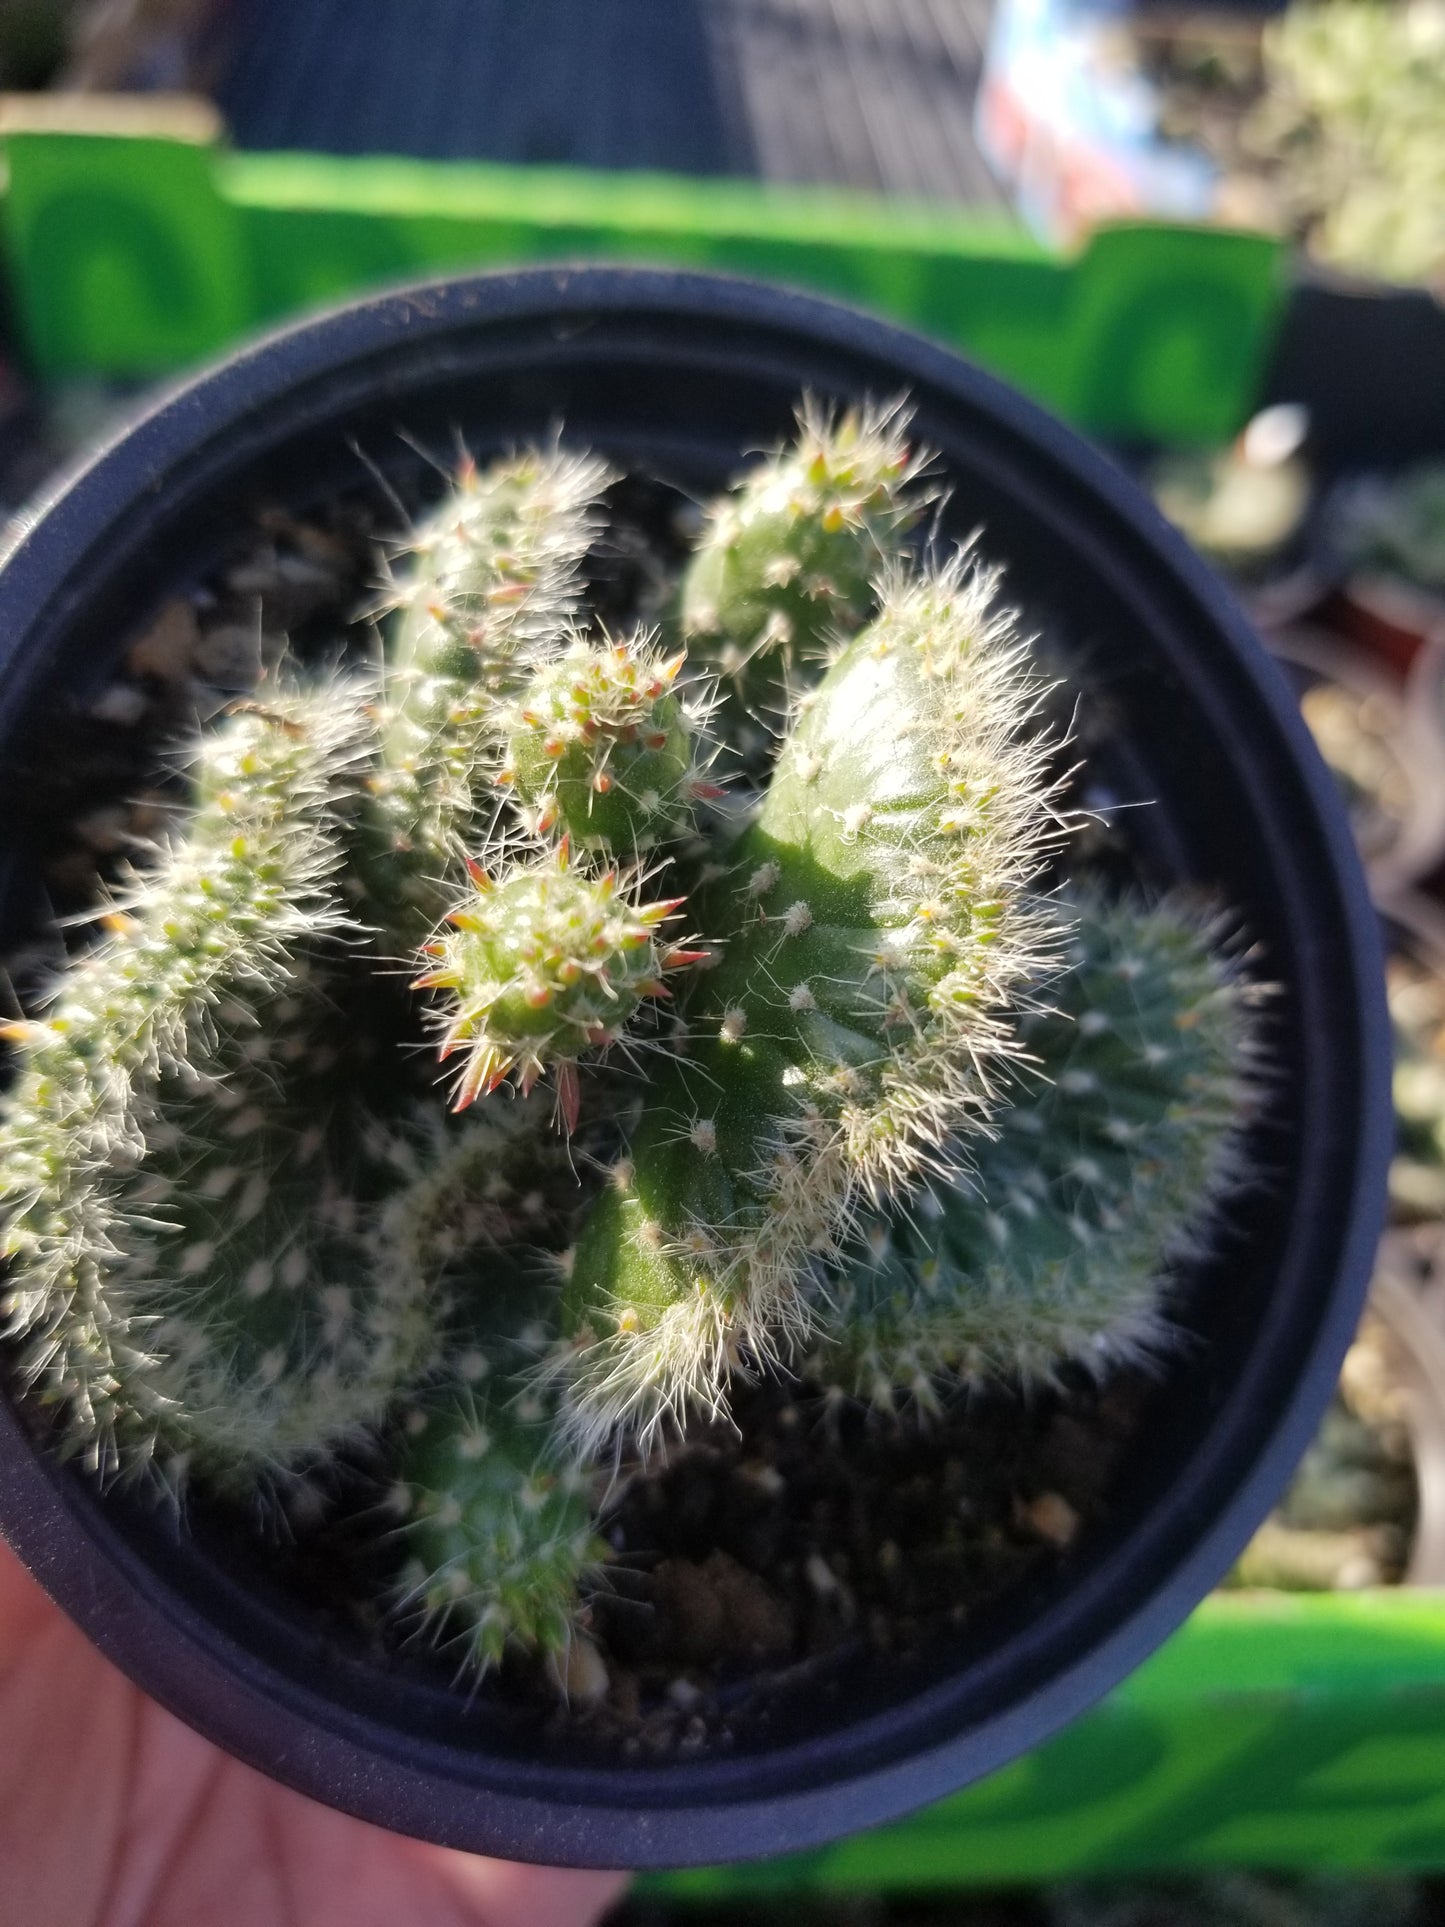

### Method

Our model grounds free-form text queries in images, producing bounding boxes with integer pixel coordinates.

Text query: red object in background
[1327,578,1445,679]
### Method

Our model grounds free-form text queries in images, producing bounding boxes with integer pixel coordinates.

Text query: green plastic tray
[0,114,1285,443]
[648,1591,1445,1887]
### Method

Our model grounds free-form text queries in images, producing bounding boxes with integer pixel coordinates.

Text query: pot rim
[0,265,1392,1868]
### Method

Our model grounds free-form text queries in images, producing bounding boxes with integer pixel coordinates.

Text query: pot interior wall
[0,283,1378,1832]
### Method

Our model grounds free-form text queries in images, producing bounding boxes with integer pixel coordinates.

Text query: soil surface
[569,1367,1150,1752]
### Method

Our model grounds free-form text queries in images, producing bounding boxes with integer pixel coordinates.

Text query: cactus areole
[0,272,1388,1867]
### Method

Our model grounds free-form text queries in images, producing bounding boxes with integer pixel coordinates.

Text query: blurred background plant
[1239,0,1445,290]
[1145,0,1445,290]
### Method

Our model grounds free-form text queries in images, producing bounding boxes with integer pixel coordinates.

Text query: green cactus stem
[414,839,702,1129]
[0,681,370,1472]
[559,557,1068,1451]
[373,1091,604,1286]
[0,401,1274,1686]
[812,893,1260,1408]
[679,399,930,712]
[363,447,612,941]
[98,1013,435,1492]
[391,1373,602,1671]
[500,633,716,851]
[380,1111,604,1670]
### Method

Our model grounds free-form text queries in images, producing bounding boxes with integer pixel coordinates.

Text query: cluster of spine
[678,399,929,746]
[0,410,1262,1680]
[501,634,710,850]
[413,841,690,1128]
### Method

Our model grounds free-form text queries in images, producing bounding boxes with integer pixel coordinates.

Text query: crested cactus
[809,894,1260,1409]
[558,558,1069,1450]
[0,412,1264,1680]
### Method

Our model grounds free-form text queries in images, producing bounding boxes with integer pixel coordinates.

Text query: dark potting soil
[0,447,1165,1748]
[182,1352,1149,1755]
[569,1368,1150,1753]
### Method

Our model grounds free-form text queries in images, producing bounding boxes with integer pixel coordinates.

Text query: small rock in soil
[547,1632,610,1707]
[87,684,150,728]
[1018,1492,1082,1549]
[127,598,198,682]
[652,1549,795,1664]
[192,623,267,688]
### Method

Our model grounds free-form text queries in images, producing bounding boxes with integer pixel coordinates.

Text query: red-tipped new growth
[502,633,713,851]
[414,842,694,1128]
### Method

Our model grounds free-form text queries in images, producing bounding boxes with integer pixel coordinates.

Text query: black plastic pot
[1264,271,1445,469]
[0,267,1389,1869]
